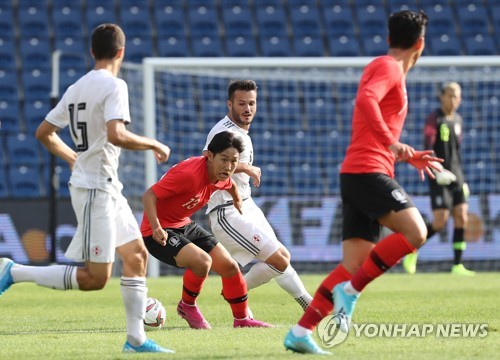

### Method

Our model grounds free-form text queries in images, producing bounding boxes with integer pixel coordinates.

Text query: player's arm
[142,187,168,246]
[36,120,77,170]
[107,120,170,163]
[225,179,243,215]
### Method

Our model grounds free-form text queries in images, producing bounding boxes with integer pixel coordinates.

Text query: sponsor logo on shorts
[252,234,261,244]
[391,189,408,204]
[168,236,181,247]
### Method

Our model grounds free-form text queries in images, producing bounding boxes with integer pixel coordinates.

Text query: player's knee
[217,257,239,277]
[265,247,290,272]
[189,252,212,277]
[79,273,110,290]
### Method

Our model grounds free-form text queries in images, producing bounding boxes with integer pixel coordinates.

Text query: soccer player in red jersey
[141,131,272,329]
[285,10,443,354]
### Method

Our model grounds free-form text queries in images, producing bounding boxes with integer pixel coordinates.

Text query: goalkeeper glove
[430,161,457,186]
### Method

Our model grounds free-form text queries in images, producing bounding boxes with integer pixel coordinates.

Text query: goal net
[119,57,500,275]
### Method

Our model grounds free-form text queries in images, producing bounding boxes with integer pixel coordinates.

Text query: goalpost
[119,56,500,277]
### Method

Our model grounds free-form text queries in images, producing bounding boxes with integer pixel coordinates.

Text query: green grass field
[0,273,498,359]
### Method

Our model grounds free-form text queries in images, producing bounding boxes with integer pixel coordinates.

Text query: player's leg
[450,202,474,275]
[145,225,212,330]
[208,243,272,328]
[114,194,173,353]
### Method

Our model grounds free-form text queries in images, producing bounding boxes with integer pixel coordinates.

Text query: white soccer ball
[144,297,166,331]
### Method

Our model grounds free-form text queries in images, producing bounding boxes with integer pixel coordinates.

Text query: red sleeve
[151,167,191,199]
[356,60,400,147]
[424,111,437,150]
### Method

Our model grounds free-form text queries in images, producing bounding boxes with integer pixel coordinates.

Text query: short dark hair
[227,80,258,101]
[91,23,126,60]
[207,131,245,155]
[388,10,428,49]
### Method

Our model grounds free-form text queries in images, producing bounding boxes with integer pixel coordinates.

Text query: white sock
[10,264,79,290]
[343,281,360,295]
[120,277,147,347]
[244,261,282,290]
[291,324,313,337]
[275,265,313,309]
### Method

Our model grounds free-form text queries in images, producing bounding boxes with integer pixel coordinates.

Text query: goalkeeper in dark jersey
[403,82,475,276]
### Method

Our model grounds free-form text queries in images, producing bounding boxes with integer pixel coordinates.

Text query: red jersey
[140,156,233,236]
[340,56,408,178]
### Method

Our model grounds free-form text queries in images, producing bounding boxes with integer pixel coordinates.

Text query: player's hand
[388,142,416,161]
[430,162,457,186]
[233,198,243,215]
[152,227,168,246]
[406,151,444,181]
[248,165,261,187]
[153,142,171,163]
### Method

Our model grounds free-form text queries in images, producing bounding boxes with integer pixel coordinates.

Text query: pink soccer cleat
[233,317,274,328]
[177,301,211,329]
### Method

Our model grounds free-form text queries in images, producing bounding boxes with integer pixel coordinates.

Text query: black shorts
[340,173,415,243]
[429,180,467,210]
[143,222,218,268]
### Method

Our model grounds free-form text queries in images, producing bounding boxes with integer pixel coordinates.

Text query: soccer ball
[144,297,166,331]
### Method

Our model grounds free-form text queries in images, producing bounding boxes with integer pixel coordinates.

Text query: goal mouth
[118,56,500,274]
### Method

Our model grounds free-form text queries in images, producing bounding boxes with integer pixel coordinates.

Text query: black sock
[453,228,465,265]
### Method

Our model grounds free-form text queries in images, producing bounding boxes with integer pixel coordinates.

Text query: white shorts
[65,187,142,263]
[208,197,281,266]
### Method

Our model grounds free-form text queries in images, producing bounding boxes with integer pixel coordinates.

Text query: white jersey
[45,69,131,198]
[204,116,253,213]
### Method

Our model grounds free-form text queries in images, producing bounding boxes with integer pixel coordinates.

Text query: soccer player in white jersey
[203,80,312,310]
[0,24,173,354]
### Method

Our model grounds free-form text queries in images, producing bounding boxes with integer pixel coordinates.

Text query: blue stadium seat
[18,3,50,38]
[8,164,41,198]
[255,4,288,37]
[222,4,254,37]
[55,36,86,55]
[158,35,190,57]
[54,165,71,197]
[0,99,20,134]
[0,37,16,71]
[293,35,324,57]
[456,3,489,36]
[290,163,325,195]
[154,3,186,37]
[0,71,18,101]
[126,37,153,63]
[0,4,14,39]
[255,162,289,196]
[22,69,51,102]
[423,4,457,36]
[20,37,51,71]
[191,35,223,57]
[225,36,258,57]
[429,33,463,56]
[59,67,87,94]
[188,4,219,38]
[464,34,497,55]
[289,1,322,37]
[52,5,84,39]
[5,133,41,166]
[86,3,117,33]
[120,4,152,38]
[23,100,50,133]
[303,84,337,131]
[356,4,388,37]
[265,82,303,130]
[328,35,361,57]
[260,35,292,57]
[363,35,387,56]
[321,3,355,37]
